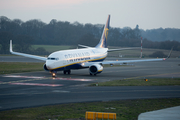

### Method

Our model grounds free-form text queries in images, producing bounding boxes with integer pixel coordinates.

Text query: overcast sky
[0,0,180,30]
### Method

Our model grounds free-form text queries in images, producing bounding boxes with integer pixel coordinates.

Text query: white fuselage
[45,48,108,71]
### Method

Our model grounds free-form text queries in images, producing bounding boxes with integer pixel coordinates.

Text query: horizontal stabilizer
[78,44,93,48]
[108,47,140,52]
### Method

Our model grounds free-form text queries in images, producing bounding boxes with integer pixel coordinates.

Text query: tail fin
[96,15,110,48]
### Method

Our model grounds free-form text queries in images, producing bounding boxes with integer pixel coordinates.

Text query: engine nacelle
[43,64,49,71]
[89,64,103,75]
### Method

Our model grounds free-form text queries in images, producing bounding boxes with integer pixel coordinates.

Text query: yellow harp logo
[105,28,109,39]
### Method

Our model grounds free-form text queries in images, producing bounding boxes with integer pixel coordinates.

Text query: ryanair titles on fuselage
[64,52,91,63]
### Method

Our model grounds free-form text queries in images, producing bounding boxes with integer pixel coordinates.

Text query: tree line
[0,16,180,54]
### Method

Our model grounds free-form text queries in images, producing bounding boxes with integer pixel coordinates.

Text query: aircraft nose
[45,60,54,69]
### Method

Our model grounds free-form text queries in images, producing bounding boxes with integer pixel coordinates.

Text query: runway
[0,57,180,110]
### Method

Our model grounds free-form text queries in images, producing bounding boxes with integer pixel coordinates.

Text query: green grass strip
[0,62,44,74]
[0,98,179,120]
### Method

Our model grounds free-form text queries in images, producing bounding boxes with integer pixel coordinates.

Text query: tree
[149,51,166,58]
[34,47,49,55]
[0,32,13,54]
[13,35,34,53]
[78,33,98,47]
[1,16,180,52]
[134,24,141,39]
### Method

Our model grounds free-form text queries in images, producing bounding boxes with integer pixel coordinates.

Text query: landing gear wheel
[90,73,92,76]
[67,70,71,74]
[63,70,71,75]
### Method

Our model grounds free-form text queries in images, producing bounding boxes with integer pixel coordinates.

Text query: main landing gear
[63,70,71,75]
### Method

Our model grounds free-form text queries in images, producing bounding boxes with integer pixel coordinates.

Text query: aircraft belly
[52,63,82,71]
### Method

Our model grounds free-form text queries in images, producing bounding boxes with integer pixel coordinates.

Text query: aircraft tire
[68,70,71,74]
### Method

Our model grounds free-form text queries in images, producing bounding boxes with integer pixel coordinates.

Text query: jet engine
[89,64,103,75]
[43,64,49,71]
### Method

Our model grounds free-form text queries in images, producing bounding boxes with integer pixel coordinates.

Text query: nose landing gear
[52,72,56,77]
[50,71,57,77]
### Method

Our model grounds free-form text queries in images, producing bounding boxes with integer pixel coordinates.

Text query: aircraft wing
[106,47,173,63]
[82,58,166,67]
[10,40,47,61]
[101,58,166,65]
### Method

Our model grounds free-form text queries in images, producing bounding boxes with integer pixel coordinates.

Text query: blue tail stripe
[96,15,110,48]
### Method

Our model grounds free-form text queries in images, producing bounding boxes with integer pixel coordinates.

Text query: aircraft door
[63,54,67,65]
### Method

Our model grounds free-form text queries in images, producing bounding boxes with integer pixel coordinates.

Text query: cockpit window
[47,57,59,60]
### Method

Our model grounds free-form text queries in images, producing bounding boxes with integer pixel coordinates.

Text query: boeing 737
[10,15,169,77]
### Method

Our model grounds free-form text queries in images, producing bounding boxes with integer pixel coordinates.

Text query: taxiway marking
[3,75,45,79]
[53,77,93,81]
[10,82,63,87]
[3,75,94,82]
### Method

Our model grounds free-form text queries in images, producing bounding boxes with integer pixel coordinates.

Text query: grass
[0,98,179,120]
[0,62,44,74]
[90,78,180,86]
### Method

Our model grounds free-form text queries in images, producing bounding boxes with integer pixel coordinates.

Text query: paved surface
[0,57,180,111]
[138,106,180,120]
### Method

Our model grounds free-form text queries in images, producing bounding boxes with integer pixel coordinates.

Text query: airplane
[9,15,170,77]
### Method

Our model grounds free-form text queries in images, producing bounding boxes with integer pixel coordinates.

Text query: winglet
[167,46,173,59]
[10,40,13,53]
